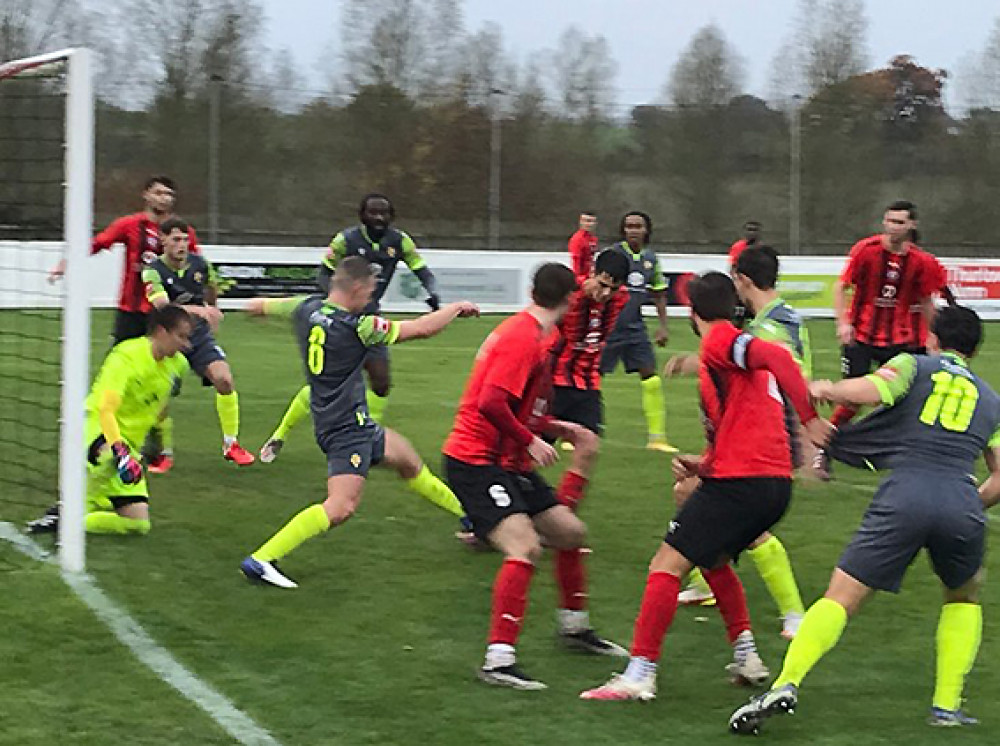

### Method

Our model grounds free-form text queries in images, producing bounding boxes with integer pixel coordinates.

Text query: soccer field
[4,313,1000,745]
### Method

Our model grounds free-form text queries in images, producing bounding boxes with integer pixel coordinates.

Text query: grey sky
[261,0,998,108]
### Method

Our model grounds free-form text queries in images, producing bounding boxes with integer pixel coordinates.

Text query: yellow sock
[640,375,666,439]
[749,536,805,616]
[933,602,982,711]
[216,391,240,442]
[273,385,310,440]
[688,567,712,593]
[253,504,331,562]
[367,388,389,423]
[406,465,464,517]
[774,597,847,688]
[85,512,151,535]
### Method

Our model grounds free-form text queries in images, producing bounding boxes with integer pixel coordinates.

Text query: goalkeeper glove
[426,293,441,311]
[111,442,143,485]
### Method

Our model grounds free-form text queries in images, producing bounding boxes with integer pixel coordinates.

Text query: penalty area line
[0,522,281,746]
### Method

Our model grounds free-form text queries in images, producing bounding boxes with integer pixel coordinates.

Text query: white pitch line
[0,522,281,746]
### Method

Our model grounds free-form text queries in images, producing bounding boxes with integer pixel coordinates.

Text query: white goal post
[0,48,94,572]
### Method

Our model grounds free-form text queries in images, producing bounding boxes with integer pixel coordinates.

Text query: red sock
[555,548,588,611]
[830,404,858,429]
[557,470,588,510]
[630,571,681,661]
[487,558,535,645]
[703,565,751,644]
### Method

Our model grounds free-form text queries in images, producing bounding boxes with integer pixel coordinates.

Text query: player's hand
[199,305,223,331]
[557,421,599,459]
[663,353,697,378]
[451,301,480,318]
[47,258,67,284]
[654,325,669,347]
[672,455,703,481]
[425,293,441,311]
[110,442,143,485]
[809,379,836,403]
[527,436,559,468]
[804,417,834,448]
[837,322,854,345]
[672,475,699,508]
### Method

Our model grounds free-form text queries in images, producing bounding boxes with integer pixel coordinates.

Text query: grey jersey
[831,352,1000,475]
[607,242,667,335]
[290,296,399,438]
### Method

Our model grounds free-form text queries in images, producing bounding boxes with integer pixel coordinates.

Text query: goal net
[0,48,94,571]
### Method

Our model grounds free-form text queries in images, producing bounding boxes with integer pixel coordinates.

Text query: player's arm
[812,353,918,408]
[204,260,220,306]
[980,441,1000,509]
[834,248,859,344]
[400,232,440,310]
[391,301,479,342]
[245,295,309,318]
[650,259,669,346]
[90,352,145,483]
[568,232,590,283]
[321,232,347,272]
[49,216,128,281]
[663,353,700,377]
[142,266,170,309]
[737,336,820,425]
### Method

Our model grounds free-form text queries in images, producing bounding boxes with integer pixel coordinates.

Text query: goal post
[0,48,94,572]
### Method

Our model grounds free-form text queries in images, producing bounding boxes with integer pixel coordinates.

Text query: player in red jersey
[49,175,201,343]
[910,249,956,351]
[817,200,940,478]
[728,220,761,268]
[580,271,831,702]
[568,211,599,282]
[443,263,628,691]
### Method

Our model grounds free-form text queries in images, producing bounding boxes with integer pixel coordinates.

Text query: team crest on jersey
[194,271,203,284]
[628,271,645,287]
[643,260,652,269]
[350,453,361,468]
[387,247,396,258]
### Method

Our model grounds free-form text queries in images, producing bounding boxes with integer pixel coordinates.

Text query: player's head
[143,175,176,216]
[359,193,395,239]
[583,248,628,305]
[148,303,192,356]
[733,245,779,306]
[929,305,982,358]
[159,217,190,264]
[331,255,378,310]
[620,211,652,247]
[687,271,737,336]
[531,262,578,322]
[883,200,917,247]
[743,219,761,243]
[579,211,597,234]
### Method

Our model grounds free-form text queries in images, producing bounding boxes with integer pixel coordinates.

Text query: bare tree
[955,17,1000,109]
[547,26,618,120]
[667,23,745,107]
[339,0,428,96]
[769,0,870,99]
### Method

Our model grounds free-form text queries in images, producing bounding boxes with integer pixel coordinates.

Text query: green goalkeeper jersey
[84,337,189,449]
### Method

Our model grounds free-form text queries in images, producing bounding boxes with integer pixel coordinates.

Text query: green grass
[3,312,1000,745]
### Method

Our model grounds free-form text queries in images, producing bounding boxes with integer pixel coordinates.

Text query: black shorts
[665,477,792,568]
[841,342,916,379]
[320,425,386,478]
[111,310,149,345]
[551,386,604,435]
[600,331,655,375]
[184,321,227,378]
[443,457,559,540]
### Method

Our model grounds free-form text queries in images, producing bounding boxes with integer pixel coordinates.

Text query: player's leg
[261,385,310,463]
[528,479,627,657]
[673,476,716,606]
[202,358,255,465]
[84,442,152,535]
[747,530,805,639]
[240,433,376,588]
[380,427,464,517]
[628,334,676,453]
[551,388,602,510]
[364,346,390,423]
[928,488,986,725]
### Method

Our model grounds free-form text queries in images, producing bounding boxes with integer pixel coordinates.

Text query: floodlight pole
[488,88,503,250]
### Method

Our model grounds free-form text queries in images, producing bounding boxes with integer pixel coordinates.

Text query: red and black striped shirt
[91,212,201,312]
[841,235,937,348]
[552,287,628,391]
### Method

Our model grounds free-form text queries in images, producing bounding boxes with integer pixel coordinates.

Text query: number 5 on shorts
[919,371,978,432]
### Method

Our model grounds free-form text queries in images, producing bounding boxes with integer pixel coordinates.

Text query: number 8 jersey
[831,352,1000,474]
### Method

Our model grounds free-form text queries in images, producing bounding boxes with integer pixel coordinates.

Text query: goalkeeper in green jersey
[239,257,476,588]
[663,247,811,640]
[258,193,439,463]
[27,306,192,536]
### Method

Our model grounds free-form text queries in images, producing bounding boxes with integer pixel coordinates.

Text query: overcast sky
[260,0,998,107]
